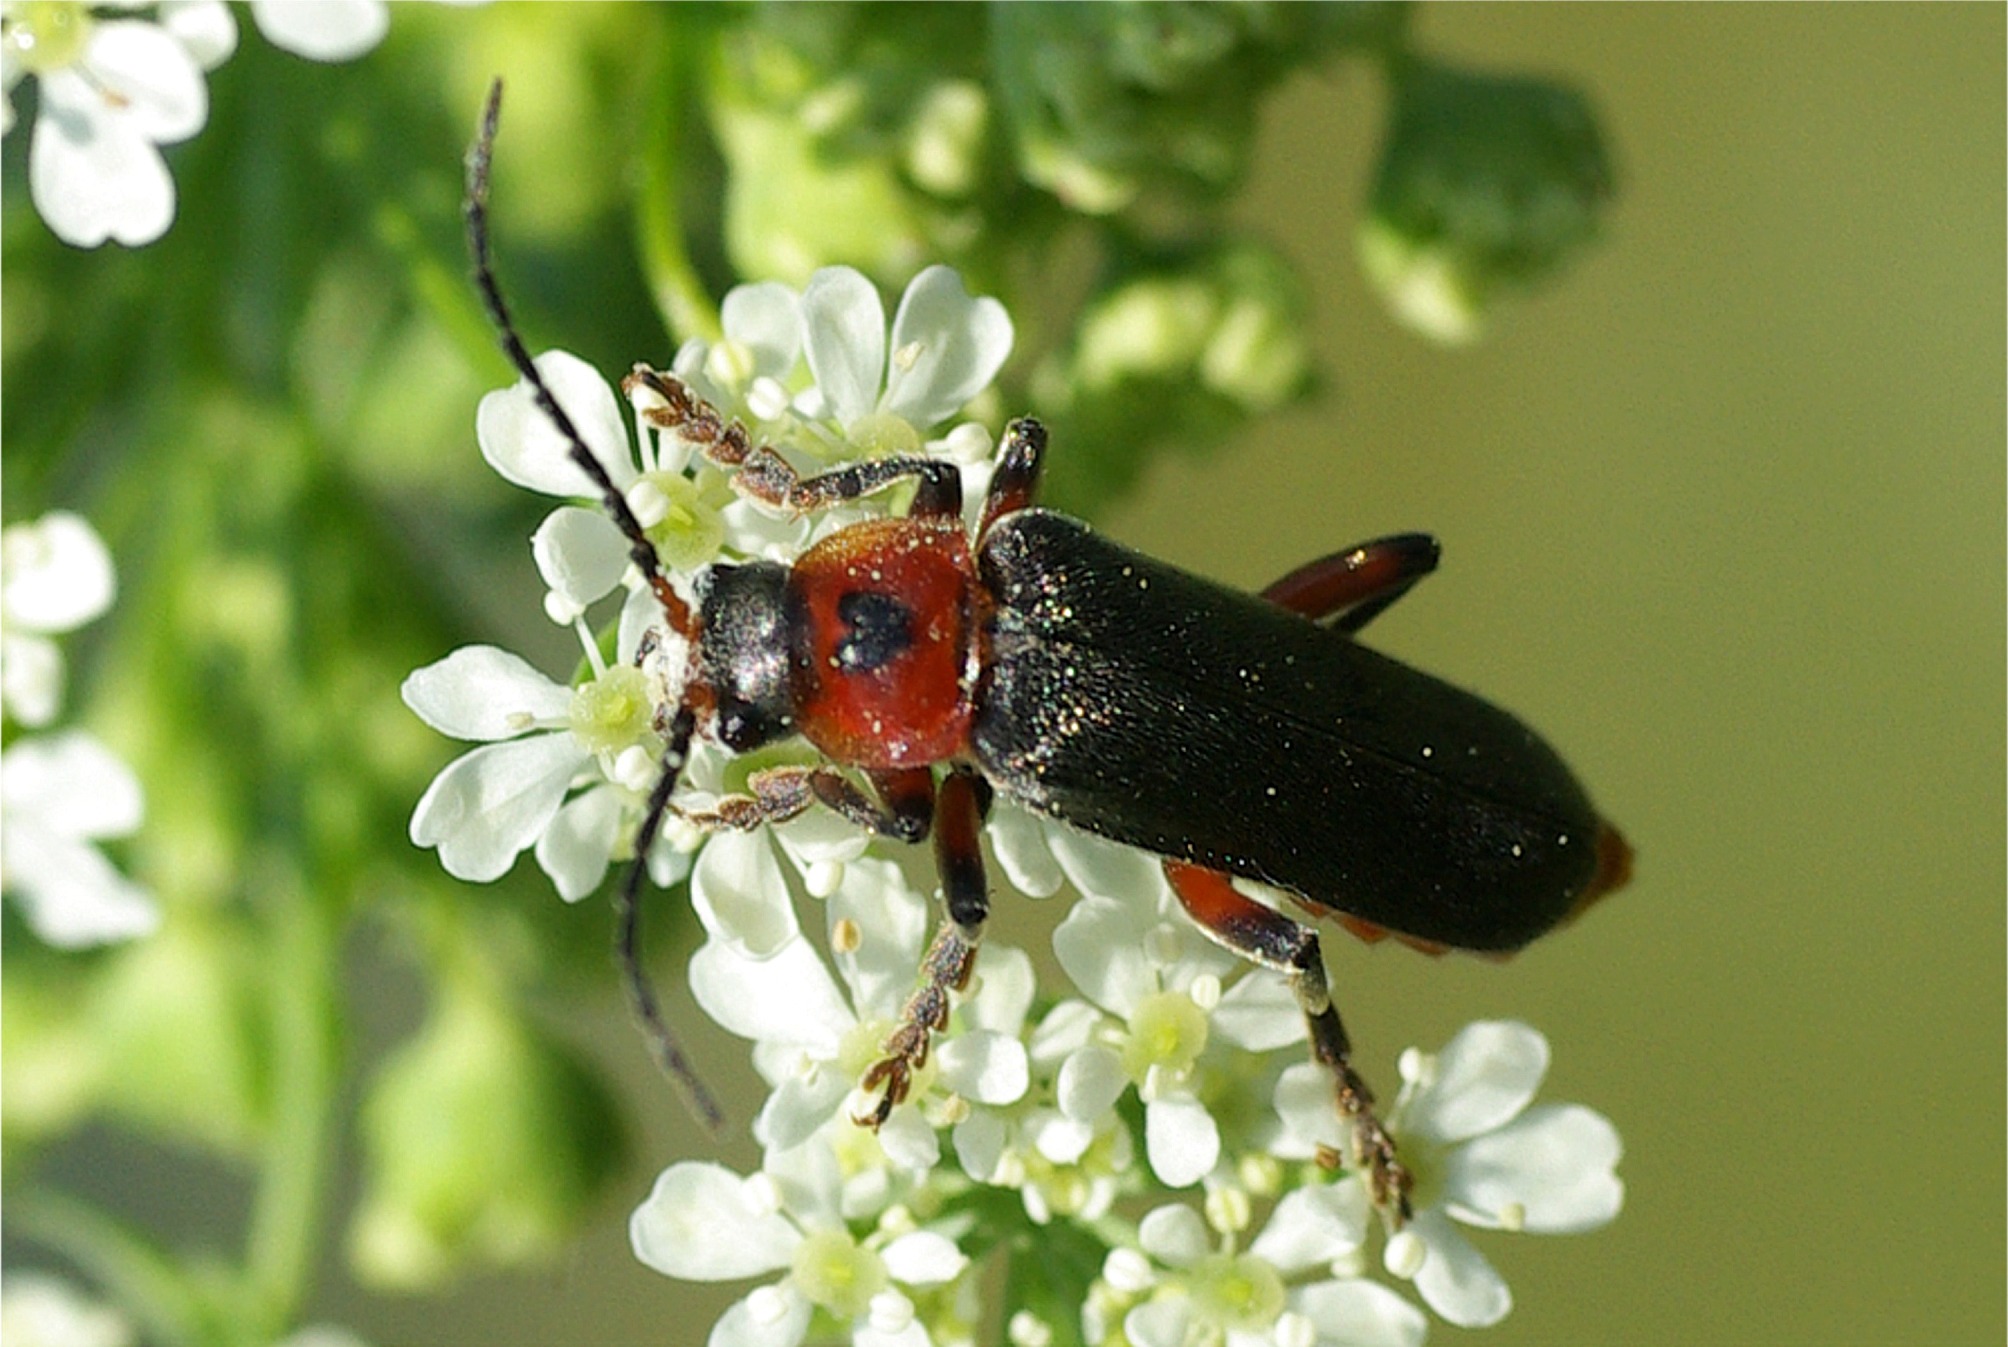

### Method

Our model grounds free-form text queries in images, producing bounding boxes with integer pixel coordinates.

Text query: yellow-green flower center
[5,2,92,74]
[845,410,923,458]
[1189,1252,1287,1333]
[790,1227,887,1320]
[639,470,726,574]
[1121,988,1210,1083]
[568,666,653,756]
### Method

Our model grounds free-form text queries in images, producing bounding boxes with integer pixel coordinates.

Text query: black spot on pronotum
[835,590,915,672]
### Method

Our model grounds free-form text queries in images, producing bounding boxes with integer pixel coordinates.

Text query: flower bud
[1361,58,1614,343]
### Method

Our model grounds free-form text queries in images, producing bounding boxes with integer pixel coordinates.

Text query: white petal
[935,1031,1028,1106]
[476,351,635,497]
[630,1162,802,1281]
[771,808,872,868]
[800,267,886,427]
[1125,1299,1194,1347]
[531,506,631,609]
[985,804,1063,898]
[720,281,804,378]
[754,1067,852,1152]
[645,830,696,889]
[1,633,63,726]
[951,1109,1007,1181]
[1026,1109,1094,1165]
[401,645,572,740]
[1144,1094,1219,1188]
[761,1123,847,1227]
[1053,894,1155,1017]
[1290,1280,1427,1347]
[691,830,800,958]
[3,817,159,947]
[1137,1203,1210,1268]
[1271,1062,1346,1160]
[719,497,814,562]
[1210,971,1305,1052]
[30,74,174,247]
[852,1320,929,1347]
[1027,998,1102,1067]
[879,1231,966,1286]
[1047,825,1164,906]
[1055,1044,1127,1123]
[85,21,207,141]
[1249,1186,1369,1275]
[0,1273,138,1347]
[876,1105,940,1171]
[965,944,1035,1035]
[2,511,115,632]
[161,0,239,69]
[408,733,586,881]
[3,730,143,839]
[1407,1021,1549,1144]
[533,784,624,902]
[882,266,1013,428]
[707,1285,811,1347]
[827,856,929,1019]
[688,935,852,1053]
[618,581,671,669]
[1442,1103,1623,1234]
[250,0,389,62]
[1404,1210,1510,1329]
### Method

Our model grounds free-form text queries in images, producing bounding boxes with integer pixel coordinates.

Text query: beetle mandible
[463,82,1632,1223]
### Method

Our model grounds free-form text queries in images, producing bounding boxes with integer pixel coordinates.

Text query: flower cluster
[2,0,418,248]
[406,265,1623,1345]
[1,510,156,947]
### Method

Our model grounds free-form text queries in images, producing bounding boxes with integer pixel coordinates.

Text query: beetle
[462,82,1631,1221]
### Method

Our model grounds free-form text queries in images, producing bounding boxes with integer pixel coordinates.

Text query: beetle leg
[674,765,933,842]
[857,767,988,1128]
[977,418,1048,537]
[622,366,965,520]
[742,453,966,521]
[1164,860,1414,1224]
[1262,533,1441,634]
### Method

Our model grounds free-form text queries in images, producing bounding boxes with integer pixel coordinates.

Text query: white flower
[0,1269,135,1347]
[0,510,155,947]
[4,3,213,245]
[401,618,687,901]
[2,509,115,726]
[1275,1020,1624,1328]
[249,0,389,63]
[794,265,1013,457]
[1099,1194,1426,1347]
[476,348,774,604]
[2,729,158,947]
[2,0,419,247]
[689,844,1031,1170]
[1047,828,1304,1189]
[631,1128,970,1347]
[668,279,810,429]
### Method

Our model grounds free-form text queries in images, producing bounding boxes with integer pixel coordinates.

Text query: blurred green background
[4,5,2001,1346]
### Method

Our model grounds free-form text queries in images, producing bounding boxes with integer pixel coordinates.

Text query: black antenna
[465,78,722,1133]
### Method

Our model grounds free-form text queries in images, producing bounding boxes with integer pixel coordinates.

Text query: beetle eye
[715,696,784,752]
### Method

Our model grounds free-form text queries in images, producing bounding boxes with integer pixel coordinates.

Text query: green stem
[11,1189,207,1347]
[633,24,721,345]
[242,878,339,1338]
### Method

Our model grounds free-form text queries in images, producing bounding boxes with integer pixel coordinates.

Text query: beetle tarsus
[857,918,981,1128]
